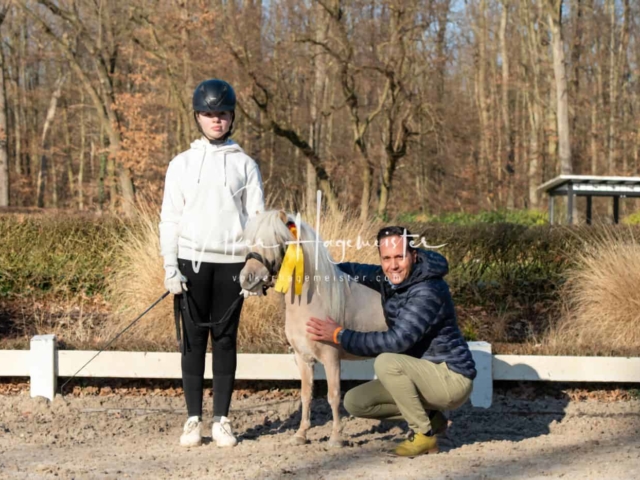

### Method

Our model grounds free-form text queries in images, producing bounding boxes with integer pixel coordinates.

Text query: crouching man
[307,226,476,457]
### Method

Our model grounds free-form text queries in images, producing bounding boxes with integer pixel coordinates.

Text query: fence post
[30,334,57,401]
[470,341,492,408]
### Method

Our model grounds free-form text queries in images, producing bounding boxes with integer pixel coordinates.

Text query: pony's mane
[243,210,347,322]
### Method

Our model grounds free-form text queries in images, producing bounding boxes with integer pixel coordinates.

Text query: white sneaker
[212,416,238,447]
[179,416,202,447]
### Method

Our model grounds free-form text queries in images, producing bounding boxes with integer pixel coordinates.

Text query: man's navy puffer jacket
[338,249,477,380]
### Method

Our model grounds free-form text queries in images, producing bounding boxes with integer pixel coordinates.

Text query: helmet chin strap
[208,137,228,146]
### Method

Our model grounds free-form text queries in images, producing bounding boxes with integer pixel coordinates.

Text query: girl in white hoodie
[159,79,264,448]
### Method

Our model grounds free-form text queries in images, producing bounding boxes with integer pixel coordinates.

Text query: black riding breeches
[178,259,245,418]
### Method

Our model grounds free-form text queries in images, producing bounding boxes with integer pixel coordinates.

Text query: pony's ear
[278,210,288,224]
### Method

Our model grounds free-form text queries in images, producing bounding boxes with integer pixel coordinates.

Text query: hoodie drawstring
[197,149,206,184]
[193,138,238,185]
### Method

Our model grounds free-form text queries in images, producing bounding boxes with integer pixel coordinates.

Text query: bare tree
[130,7,193,152]
[0,2,9,207]
[500,0,515,208]
[474,0,492,201]
[323,0,384,220]
[570,0,583,167]
[376,3,421,217]
[606,0,630,175]
[19,0,136,214]
[546,0,573,175]
[2,0,639,216]
[221,0,340,213]
[36,73,65,208]
[521,0,544,208]
[306,1,329,213]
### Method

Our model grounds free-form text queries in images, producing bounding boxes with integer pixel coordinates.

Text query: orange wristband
[333,327,343,345]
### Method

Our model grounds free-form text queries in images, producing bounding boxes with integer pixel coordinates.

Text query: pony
[239,210,386,447]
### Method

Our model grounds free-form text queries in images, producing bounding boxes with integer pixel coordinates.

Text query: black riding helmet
[192,79,236,140]
[193,79,236,112]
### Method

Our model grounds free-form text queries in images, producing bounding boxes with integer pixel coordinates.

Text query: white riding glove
[164,266,188,295]
[239,288,264,299]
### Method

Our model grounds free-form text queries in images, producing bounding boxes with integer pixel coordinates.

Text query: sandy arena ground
[0,383,639,480]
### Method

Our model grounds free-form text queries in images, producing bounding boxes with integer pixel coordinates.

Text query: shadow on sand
[239,363,570,450]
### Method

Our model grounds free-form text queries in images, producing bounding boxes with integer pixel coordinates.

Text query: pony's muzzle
[240,257,272,291]
[239,270,269,291]
[239,271,257,290]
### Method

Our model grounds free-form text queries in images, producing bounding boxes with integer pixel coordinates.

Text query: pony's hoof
[328,438,344,448]
[291,435,308,446]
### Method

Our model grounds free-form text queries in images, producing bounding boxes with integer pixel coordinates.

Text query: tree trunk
[12,83,21,176]
[610,0,630,174]
[0,5,9,207]
[63,104,74,204]
[570,0,583,168]
[90,139,95,182]
[98,153,106,211]
[606,0,617,174]
[359,157,372,220]
[527,97,542,209]
[489,46,500,206]
[15,15,26,176]
[307,1,327,214]
[591,40,605,176]
[633,68,640,176]
[634,125,639,175]
[435,1,449,105]
[546,90,558,175]
[179,0,194,150]
[78,90,85,210]
[622,100,629,176]
[119,165,135,214]
[107,157,117,211]
[378,148,404,218]
[476,0,491,201]
[378,171,391,219]
[512,89,524,209]
[432,1,449,212]
[500,0,514,209]
[548,0,572,174]
[590,100,598,174]
[267,132,275,183]
[50,134,58,208]
[619,0,631,175]
[522,1,543,208]
[374,6,413,219]
[305,160,317,214]
[36,73,65,208]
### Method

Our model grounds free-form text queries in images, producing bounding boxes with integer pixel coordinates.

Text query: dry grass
[101,201,172,349]
[542,227,640,356]
[4,206,639,357]
[103,202,381,352]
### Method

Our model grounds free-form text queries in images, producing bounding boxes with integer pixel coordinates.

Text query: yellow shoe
[393,431,439,457]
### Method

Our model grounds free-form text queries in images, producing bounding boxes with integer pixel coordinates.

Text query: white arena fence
[1,336,639,408]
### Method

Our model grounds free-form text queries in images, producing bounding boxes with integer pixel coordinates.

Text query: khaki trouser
[344,352,473,434]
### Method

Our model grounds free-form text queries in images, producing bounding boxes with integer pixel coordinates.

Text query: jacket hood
[189,138,247,185]
[394,249,449,290]
[190,137,245,154]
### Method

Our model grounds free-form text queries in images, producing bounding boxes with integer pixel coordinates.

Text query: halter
[244,220,301,293]
[245,251,277,291]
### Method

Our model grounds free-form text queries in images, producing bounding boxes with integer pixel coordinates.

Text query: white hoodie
[159,138,264,266]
